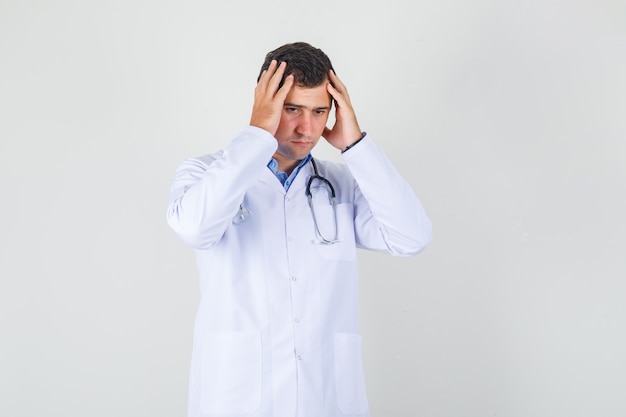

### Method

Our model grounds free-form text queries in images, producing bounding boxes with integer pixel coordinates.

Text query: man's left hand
[323,70,363,151]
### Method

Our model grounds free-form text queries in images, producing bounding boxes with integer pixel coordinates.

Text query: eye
[285,107,300,114]
[315,109,327,115]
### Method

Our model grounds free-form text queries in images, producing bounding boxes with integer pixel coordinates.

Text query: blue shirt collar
[267,154,312,191]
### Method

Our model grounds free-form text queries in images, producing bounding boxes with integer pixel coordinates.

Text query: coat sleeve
[166,126,277,249]
[342,134,432,256]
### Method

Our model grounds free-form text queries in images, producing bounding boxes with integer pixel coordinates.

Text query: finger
[267,61,288,97]
[275,74,294,102]
[327,82,346,108]
[328,69,347,93]
[256,60,278,93]
[255,72,268,98]
[257,60,276,85]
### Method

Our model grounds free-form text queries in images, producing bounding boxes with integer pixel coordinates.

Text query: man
[167,42,431,417]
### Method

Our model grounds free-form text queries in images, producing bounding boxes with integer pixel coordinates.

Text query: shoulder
[172,151,225,182]
[312,158,349,175]
[178,151,224,171]
[310,158,355,198]
[311,159,352,182]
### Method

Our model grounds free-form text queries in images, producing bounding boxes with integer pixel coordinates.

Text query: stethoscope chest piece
[232,204,250,225]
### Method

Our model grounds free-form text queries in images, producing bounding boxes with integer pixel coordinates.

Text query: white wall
[1,1,624,416]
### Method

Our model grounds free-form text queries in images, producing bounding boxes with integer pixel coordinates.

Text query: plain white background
[1,1,625,416]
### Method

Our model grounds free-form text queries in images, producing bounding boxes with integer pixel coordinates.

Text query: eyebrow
[284,102,331,111]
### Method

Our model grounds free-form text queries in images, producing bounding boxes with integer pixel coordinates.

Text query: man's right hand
[249,60,294,136]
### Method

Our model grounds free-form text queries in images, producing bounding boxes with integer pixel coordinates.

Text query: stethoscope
[232,158,340,245]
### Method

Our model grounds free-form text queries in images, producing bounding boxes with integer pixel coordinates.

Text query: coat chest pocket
[200,331,262,414]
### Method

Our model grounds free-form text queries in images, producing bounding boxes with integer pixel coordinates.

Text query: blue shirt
[267,154,312,191]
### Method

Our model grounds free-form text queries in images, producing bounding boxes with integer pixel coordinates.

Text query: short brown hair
[257,42,334,88]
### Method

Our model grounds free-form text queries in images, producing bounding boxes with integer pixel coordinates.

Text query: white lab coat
[167,126,431,417]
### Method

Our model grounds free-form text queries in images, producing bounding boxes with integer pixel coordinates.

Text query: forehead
[285,84,331,107]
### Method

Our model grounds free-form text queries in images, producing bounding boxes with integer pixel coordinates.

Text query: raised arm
[324,70,431,255]
[167,60,294,249]
[344,135,432,256]
[166,128,276,249]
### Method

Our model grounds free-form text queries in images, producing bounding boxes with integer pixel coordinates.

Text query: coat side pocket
[334,332,369,415]
[200,331,262,414]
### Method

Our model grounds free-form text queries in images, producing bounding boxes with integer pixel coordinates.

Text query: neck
[273,153,300,175]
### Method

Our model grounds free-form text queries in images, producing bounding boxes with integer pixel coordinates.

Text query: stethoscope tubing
[233,157,340,244]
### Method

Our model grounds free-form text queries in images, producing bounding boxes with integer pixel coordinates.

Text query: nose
[296,112,313,137]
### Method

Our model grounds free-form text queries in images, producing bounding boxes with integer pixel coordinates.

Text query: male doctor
[167,42,431,417]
